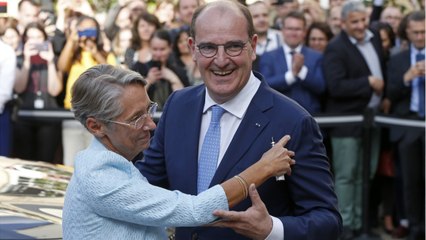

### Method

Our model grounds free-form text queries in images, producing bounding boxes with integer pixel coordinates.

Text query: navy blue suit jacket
[258,46,325,114]
[137,72,341,240]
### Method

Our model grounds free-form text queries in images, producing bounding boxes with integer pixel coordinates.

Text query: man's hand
[211,184,273,240]
[292,53,304,76]
[368,76,384,94]
[403,60,425,84]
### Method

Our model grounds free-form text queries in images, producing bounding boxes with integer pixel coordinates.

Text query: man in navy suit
[387,11,425,240]
[322,0,386,238]
[258,11,325,115]
[137,1,341,239]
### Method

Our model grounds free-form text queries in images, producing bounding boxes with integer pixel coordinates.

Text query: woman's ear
[86,117,106,138]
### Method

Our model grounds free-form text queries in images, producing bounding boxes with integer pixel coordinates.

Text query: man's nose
[214,46,230,66]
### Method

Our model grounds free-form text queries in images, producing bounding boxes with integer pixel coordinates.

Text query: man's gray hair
[341,0,366,20]
[71,64,147,129]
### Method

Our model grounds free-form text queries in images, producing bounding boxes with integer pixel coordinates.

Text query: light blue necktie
[197,105,225,193]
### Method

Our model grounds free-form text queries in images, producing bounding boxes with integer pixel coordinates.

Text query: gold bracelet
[236,175,249,189]
[233,176,246,198]
[234,175,248,199]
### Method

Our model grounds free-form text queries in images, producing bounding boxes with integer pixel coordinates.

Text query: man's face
[188,7,257,104]
[19,1,40,29]
[282,17,306,48]
[178,0,198,25]
[342,11,368,42]
[328,6,341,35]
[248,3,269,36]
[102,84,156,161]
[406,20,425,50]
[380,7,402,34]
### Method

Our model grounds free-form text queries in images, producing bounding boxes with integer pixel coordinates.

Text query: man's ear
[86,117,106,138]
[188,37,197,61]
[250,34,258,61]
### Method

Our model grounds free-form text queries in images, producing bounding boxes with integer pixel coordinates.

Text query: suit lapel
[341,32,370,71]
[172,86,205,194]
[279,48,289,73]
[210,80,273,184]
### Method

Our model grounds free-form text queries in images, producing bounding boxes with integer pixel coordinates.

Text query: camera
[78,28,98,38]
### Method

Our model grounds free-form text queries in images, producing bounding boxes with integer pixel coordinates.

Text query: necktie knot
[210,105,225,124]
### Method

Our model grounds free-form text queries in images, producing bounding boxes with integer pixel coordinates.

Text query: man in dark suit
[322,0,386,238]
[386,11,425,240]
[258,11,325,115]
[137,1,341,239]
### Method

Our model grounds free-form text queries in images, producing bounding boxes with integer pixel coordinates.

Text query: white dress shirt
[409,44,425,113]
[256,29,284,56]
[283,44,308,86]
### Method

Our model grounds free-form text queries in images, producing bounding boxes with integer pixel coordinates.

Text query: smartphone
[147,60,162,70]
[78,28,98,38]
[34,41,49,52]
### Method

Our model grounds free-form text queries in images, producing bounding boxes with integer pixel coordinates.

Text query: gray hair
[407,10,425,23]
[341,0,366,20]
[190,0,255,40]
[71,64,147,129]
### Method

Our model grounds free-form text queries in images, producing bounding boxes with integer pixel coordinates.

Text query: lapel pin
[255,123,261,127]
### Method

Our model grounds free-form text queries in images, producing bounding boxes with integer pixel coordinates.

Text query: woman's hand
[259,135,295,177]
[23,41,39,60]
[161,67,184,90]
[146,67,162,85]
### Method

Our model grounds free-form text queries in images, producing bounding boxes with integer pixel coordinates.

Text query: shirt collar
[348,29,374,45]
[257,29,276,46]
[410,44,425,55]
[283,43,303,54]
[203,72,260,119]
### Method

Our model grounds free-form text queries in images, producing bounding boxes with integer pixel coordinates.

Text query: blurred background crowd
[0,0,424,239]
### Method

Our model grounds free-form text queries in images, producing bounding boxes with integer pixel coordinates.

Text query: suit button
[191,232,198,240]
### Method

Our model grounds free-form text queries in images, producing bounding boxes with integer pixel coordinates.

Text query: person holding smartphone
[57,15,116,166]
[12,22,63,163]
[132,29,190,110]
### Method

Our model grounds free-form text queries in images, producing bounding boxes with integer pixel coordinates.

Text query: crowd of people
[0,0,424,239]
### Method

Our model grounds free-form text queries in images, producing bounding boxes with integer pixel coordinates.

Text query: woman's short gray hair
[71,64,147,129]
[341,0,366,20]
